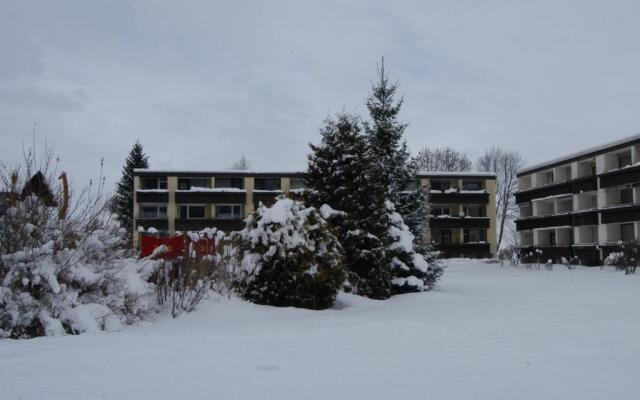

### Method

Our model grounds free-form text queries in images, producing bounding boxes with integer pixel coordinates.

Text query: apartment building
[133,169,497,259]
[516,133,640,265]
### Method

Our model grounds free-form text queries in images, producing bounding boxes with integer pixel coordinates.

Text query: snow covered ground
[2,259,640,400]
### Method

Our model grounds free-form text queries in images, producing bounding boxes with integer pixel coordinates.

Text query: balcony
[430,191,489,204]
[515,176,597,204]
[175,218,245,232]
[599,164,640,189]
[135,218,169,231]
[516,214,572,231]
[175,189,246,204]
[136,190,169,203]
[254,190,282,208]
[430,217,490,229]
[600,204,640,224]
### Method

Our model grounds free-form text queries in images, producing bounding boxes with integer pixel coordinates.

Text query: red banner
[139,235,217,259]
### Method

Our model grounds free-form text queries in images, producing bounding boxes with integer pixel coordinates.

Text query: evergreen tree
[235,197,345,309]
[364,58,412,200]
[115,142,149,239]
[305,113,391,299]
[364,59,442,293]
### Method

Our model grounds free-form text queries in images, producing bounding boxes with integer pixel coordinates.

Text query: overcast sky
[2,0,640,189]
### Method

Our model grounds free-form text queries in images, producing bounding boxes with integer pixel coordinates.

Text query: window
[290,178,306,190]
[621,223,635,242]
[463,205,485,217]
[402,179,419,191]
[179,205,206,219]
[178,178,209,190]
[618,152,632,169]
[430,180,452,192]
[215,177,243,189]
[431,206,451,217]
[464,229,486,243]
[543,171,554,185]
[462,180,483,191]
[620,187,633,204]
[141,177,167,190]
[216,204,243,219]
[140,205,167,219]
[431,229,452,244]
[255,178,281,191]
[549,231,556,246]
[556,197,573,213]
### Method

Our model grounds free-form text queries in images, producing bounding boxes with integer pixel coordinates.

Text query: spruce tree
[305,113,391,299]
[364,59,442,293]
[115,142,149,239]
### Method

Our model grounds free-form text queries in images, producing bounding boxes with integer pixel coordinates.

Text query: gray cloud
[1,0,640,191]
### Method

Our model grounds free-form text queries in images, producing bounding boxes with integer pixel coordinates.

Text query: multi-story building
[515,133,640,265]
[133,169,497,258]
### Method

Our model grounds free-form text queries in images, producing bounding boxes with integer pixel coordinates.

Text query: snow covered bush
[234,197,344,309]
[152,228,231,318]
[386,201,442,293]
[0,149,154,338]
[605,242,639,275]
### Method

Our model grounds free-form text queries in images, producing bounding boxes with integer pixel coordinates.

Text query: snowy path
[2,260,640,400]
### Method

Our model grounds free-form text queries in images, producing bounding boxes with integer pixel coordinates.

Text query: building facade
[515,133,640,265]
[133,170,497,258]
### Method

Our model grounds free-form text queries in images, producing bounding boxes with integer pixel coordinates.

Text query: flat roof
[134,169,496,179]
[518,132,640,177]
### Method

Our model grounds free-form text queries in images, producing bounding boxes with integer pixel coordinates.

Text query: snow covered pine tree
[305,113,392,299]
[114,141,149,243]
[365,59,443,293]
[234,197,344,309]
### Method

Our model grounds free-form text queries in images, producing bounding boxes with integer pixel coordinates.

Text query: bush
[0,149,154,338]
[235,198,344,309]
[605,241,639,275]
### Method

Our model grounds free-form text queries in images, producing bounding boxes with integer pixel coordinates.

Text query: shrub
[235,198,344,309]
[605,241,639,275]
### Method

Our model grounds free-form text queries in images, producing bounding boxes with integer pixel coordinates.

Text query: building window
[430,180,453,192]
[141,177,167,190]
[543,171,554,185]
[215,204,243,219]
[464,229,486,243]
[556,197,574,213]
[402,179,419,191]
[290,178,306,190]
[179,205,206,219]
[255,178,281,191]
[431,229,452,244]
[431,206,451,217]
[140,205,167,219]
[618,152,632,169]
[462,180,483,191]
[620,187,633,204]
[215,177,244,189]
[621,223,635,242]
[463,205,485,217]
[178,178,209,190]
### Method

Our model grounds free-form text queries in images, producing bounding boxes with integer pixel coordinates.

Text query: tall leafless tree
[412,147,472,172]
[476,147,525,250]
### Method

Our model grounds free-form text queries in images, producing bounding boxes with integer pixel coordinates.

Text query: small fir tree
[305,113,392,299]
[114,142,149,240]
[234,198,345,309]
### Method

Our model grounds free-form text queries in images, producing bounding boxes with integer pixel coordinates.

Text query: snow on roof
[134,169,306,175]
[418,171,497,178]
[518,131,640,176]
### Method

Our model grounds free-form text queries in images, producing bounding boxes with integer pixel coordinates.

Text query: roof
[417,171,496,179]
[518,131,640,177]
[134,169,496,180]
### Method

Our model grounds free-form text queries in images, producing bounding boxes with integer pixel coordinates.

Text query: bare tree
[230,155,250,170]
[476,147,525,250]
[412,147,472,172]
